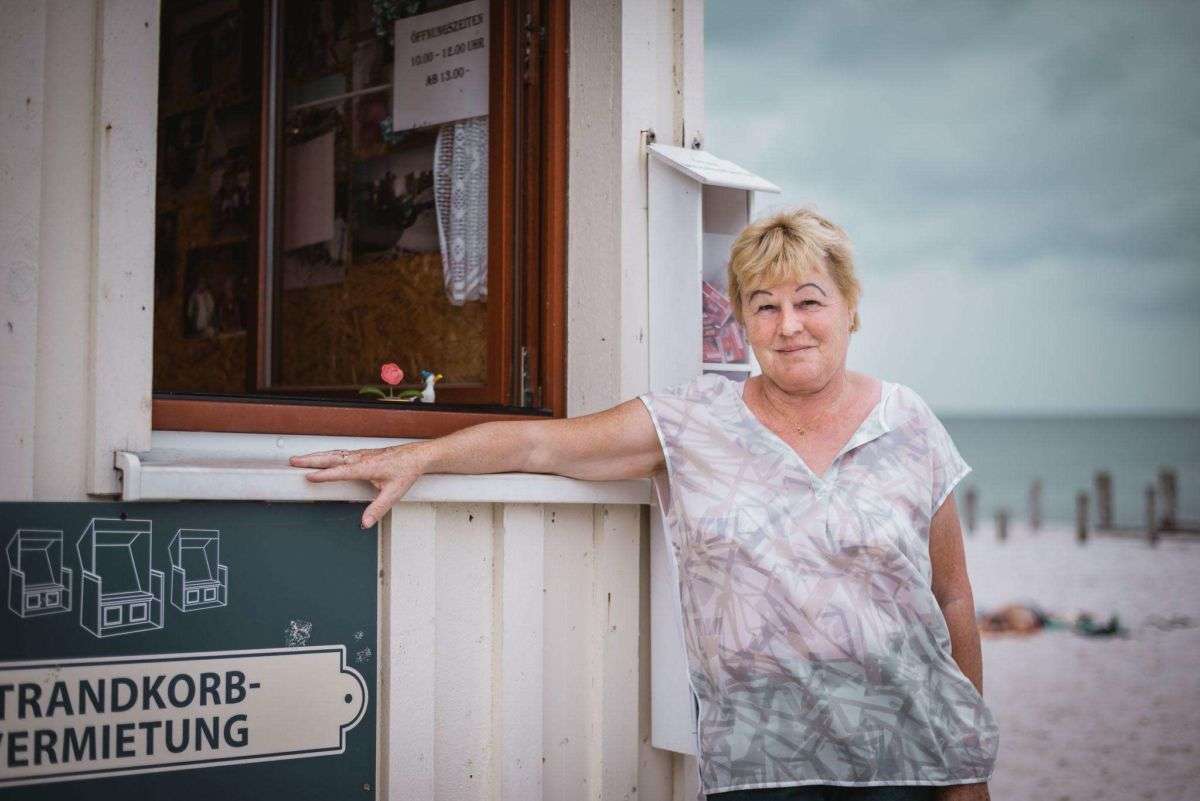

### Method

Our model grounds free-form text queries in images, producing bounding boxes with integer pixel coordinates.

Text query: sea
[941,415,1200,530]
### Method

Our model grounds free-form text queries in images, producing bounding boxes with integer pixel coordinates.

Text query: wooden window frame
[152,0,567,438]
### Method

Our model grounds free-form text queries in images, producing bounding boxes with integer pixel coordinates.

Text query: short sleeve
[638,393,675,519]
[926,404,972,517]
[636,373,725,520]
[638,380,694,524]
[637,378,694,486]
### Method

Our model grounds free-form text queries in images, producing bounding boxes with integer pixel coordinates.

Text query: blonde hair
[726,207,862,331]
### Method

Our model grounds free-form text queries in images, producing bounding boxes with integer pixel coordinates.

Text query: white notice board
[393,0,489,131]
[646,143,779,755]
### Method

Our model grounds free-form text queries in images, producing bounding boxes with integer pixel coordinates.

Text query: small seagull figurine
[417,369,443,403]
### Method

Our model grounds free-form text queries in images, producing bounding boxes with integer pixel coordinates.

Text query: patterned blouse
[639,372,999,797]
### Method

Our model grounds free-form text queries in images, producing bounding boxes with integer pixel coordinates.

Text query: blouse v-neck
[733,375,895,484]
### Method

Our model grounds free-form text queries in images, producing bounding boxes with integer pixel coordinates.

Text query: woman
[290,208,999,801]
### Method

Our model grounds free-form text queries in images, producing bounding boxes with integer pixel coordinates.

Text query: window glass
[274,0,489,393]
[154,0,261,394]
[154,0,493,401]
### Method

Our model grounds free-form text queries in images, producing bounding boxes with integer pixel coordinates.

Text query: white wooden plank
[654,0,675,147]
[647,155,703,392]
[0,0,46,500]
[494,503,545,801]
[673,753,701,801]
[435,503,493,801]
[565,0,622,418]
[120,432,648,504]
[116,449,651,506]
[650,493,695,754]
[674,0,705,149]
[637,504,674,801]
[648,143,781,193]
[87,0,159,493]
[384,503,437,800]
[615,1,658,407]
[591,504,642,801]
[542,504,594,800]
[34,0,98,500]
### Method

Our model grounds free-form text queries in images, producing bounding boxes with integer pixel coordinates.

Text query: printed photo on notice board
[392,0,488,131]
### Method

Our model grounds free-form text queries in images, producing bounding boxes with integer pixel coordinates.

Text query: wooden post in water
[964,486,977,533]
[1028,479,1042,532]
[1146,484,1158,547]
[1157,467,1177,531]
[995,509,1008,542]
[1075,492,1089,543]
[1094,471,1113,530]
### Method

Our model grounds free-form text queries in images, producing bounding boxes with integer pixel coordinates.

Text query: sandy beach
[964,522,1200,801]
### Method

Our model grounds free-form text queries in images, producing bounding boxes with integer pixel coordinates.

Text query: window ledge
[115,431,651,506]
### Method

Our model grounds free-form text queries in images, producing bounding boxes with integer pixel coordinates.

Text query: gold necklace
[759,376,851,436]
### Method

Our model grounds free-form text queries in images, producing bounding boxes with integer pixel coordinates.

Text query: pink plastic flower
[380,363,404,385]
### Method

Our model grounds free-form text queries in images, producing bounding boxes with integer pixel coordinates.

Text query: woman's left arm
[929,492,992,801]
[929,492,983,693]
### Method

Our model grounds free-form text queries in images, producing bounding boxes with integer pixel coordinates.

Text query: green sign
[0,501,377,799]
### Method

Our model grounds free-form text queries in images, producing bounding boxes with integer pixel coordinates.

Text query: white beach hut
[0,1,779,798]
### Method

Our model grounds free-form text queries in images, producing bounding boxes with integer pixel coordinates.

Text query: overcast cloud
[705,0,1199,413]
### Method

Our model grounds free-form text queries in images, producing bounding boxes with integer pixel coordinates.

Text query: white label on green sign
[0,646,368,786]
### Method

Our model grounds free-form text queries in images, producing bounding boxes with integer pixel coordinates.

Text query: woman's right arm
[289,397,664,528]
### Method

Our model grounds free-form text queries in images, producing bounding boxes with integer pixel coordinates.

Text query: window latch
[522,12,545,85]
[519,345,535,407]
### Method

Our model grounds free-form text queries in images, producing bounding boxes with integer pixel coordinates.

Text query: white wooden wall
[567,0,710,780]
[1,0,708,796]
[567,0,707,415]
[0,0,156,500]
[382,502,671,801]
[0,0,46,500]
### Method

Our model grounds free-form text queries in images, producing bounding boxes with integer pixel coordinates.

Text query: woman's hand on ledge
[288,401,665,530]
[289,444,429,529]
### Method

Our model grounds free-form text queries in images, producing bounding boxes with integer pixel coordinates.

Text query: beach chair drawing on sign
[76,518,164,637]
[169,528,228,612]
[6,529,73,618]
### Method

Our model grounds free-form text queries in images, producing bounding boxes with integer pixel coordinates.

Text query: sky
[705,0,1199,414]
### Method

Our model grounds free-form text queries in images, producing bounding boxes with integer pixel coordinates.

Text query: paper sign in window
[283,131,335,251]
[392,0,489,131]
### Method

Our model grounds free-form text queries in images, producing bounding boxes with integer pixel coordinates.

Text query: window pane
[153,0,498,404]
[273,0,490,395]
[153,0,261,395]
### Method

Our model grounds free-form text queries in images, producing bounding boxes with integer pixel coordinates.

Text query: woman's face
[740,262,855,392]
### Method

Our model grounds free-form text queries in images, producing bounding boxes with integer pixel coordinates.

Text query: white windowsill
[115,431,651,505]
